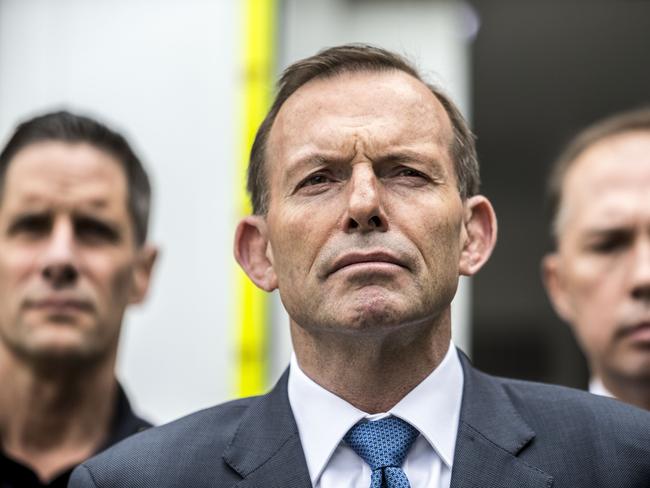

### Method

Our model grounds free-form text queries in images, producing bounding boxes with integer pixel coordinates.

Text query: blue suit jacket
[69,353,650,487]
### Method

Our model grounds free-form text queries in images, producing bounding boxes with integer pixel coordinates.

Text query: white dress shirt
[288,341,464,488]
[589,377,615,398]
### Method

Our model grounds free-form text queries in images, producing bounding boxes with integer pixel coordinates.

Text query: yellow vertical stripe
[234,0,276,397]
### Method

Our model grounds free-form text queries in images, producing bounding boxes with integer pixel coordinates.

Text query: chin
[628,355,650,381]
[344,310,400,331]
[11,334,110,369]
[340,297,426,333]
[606,355,650,385]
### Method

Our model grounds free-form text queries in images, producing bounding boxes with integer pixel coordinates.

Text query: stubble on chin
[0,318,115,377]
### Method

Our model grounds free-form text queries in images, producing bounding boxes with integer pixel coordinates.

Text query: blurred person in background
[0,111,158,487]
[70,45,650,488]
[543,107,650,411]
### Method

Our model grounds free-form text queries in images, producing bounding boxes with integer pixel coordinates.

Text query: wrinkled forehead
[556,131,650,234]
[1,140,130,211]
[266,70,454,171]
[3,139,127,183]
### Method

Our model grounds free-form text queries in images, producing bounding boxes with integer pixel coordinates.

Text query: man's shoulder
[120,395,255,449]
[459,364,650,486]
[475,368,650,449]
[497,372,648,421]
[71,396,260,487]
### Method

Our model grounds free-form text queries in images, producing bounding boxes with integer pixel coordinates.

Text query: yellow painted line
[234,0,276,397]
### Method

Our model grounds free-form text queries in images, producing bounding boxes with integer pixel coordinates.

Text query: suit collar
[288,342,463,484]
[456,351,535,455]
[451,351,553,488]
[223,353,555,488]
[223,370,312,488]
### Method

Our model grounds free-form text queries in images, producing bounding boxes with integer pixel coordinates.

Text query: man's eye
[589,235,629,254]
[397,168,422,177]
[8,215,51,237]
[298,173,333,188]
[393,167,429,182]
[75,218,120,244]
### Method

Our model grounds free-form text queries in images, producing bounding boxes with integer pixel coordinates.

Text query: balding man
[543,108,650,411]
[71,45,650,488]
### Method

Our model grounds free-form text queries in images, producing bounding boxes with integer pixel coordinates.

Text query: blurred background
[0,0,648,424]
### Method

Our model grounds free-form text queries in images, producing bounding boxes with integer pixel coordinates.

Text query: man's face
[545,131,650,383]
[260,71,471,335]
[0,141,154,365]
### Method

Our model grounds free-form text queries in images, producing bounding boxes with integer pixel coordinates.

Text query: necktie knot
[344,416,419,471]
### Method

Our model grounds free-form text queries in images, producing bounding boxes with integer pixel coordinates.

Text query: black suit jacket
[69,353,650,487]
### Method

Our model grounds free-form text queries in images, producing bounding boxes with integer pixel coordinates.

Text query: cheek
[564,258,622,341]
[83,254,135,305]
[0,247,42,284]
[572,313,614,356]
[269,208,336,278]
[416,210,463,270]
[0,249,41,312]
[569,256,625,305]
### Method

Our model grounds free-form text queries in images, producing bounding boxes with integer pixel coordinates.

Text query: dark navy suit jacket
[69,353,650,487]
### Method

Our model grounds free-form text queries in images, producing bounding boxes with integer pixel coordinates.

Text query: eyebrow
[6,209,51,225]
[373,150,446,175]
[5,209,124,238]
[580,226,634,240]
[282,152,353,185]
[6,207,118,222]
[283,148,445,181]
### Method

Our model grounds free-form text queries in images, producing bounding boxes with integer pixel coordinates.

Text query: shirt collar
[589,377,615,398]
[288,341,464,486]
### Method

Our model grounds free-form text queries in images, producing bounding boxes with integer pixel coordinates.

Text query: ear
[129,244,158,305]
[541,253,574,323]
[234,215,278,292]
[459,195,497,276]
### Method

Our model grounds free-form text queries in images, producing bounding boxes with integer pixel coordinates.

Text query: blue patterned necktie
[344,416,419,488]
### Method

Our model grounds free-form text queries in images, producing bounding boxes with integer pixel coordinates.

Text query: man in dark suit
[0,111,157,488]
[70,45,650,488]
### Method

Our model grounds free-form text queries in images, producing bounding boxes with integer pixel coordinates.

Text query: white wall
[0,0,475,424]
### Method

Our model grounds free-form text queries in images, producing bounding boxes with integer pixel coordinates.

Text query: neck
[598,373,650,411]
[0,346,118,482]
[291,312,451,414]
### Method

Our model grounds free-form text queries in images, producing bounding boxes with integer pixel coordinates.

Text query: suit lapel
[223,370,313,488]
[450,352,553,488]
[223,354,555,488]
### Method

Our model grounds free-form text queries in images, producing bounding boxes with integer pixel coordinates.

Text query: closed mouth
[26,298,93,312]
[618,321,650,341]
[329,251,407,276]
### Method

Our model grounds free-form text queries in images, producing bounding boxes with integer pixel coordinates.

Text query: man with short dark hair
[543,107,650,411]
[0,111,158,487]
[71,45,650,488]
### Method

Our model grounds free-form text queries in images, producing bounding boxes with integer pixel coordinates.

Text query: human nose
[630,237,650,302]
[344,164,388,233]
[41,219,79,288]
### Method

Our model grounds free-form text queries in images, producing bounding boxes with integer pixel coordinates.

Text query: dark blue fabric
[344,416,418,488]
[68,352,650,488]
